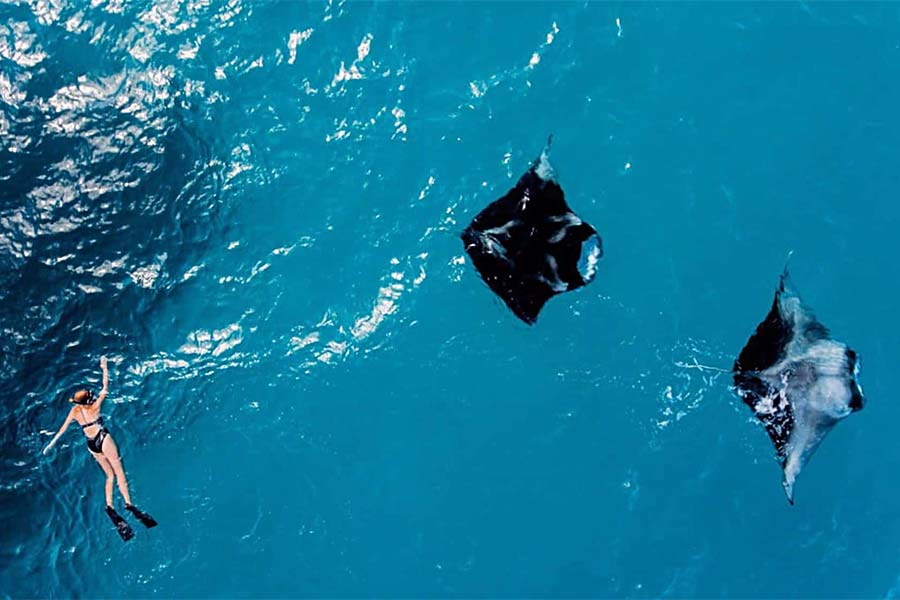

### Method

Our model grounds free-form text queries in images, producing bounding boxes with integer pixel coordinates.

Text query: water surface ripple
[2,2,900,597]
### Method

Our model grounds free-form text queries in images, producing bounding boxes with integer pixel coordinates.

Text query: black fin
[126,504,158,529]
[106,506,135,542]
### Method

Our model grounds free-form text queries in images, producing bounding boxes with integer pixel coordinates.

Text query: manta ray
[733,266,864,504]
[461,138,603,324]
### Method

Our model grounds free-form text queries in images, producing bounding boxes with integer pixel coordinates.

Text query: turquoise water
[2,1,900,597]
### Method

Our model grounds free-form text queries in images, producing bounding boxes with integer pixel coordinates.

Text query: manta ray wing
[461,140,603,324]
[733,274,797,460]
[733,267,865,504]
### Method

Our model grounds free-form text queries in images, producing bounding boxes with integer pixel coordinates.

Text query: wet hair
[70,389,95,405]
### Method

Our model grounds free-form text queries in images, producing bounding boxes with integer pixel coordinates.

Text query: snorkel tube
[69,389,95,405]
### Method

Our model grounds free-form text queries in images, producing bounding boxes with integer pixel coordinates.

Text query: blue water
[3,1,900,597]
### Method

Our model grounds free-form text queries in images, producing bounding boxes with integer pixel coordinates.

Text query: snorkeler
[42,356,157,541]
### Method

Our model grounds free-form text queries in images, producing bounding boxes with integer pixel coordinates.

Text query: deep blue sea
[3,1,900,597]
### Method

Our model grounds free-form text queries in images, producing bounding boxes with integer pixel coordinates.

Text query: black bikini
[81,414,109,454]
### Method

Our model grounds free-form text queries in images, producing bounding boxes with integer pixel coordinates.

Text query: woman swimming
[42,356,157,541]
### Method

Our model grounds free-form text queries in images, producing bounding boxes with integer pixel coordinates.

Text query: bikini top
[80,415,104,429]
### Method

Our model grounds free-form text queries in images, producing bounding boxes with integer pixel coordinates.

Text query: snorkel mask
[69,390,95,405]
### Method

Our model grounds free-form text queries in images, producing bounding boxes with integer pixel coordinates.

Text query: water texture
[2,1,900,597]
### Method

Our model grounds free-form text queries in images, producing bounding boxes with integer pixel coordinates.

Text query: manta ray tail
[782,453,800,505]
[782,477,795,506]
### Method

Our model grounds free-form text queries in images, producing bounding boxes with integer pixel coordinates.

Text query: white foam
[534,150,555,181]
[577,235,602,283]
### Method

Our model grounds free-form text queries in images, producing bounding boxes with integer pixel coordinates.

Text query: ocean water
[2,1,900,597]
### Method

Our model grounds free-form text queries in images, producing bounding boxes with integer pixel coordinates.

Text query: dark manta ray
[733,266,864,504]
[460,139,603,324]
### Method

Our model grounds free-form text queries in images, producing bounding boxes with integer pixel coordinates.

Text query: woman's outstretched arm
[95,356,109,408]
[42,409,74,455]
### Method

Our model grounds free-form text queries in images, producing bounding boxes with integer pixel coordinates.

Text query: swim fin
[106,506,135,542]
[125,504,158,529]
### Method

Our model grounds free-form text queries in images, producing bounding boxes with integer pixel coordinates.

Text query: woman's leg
[100,435,133,506]
[89,451,115,507]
